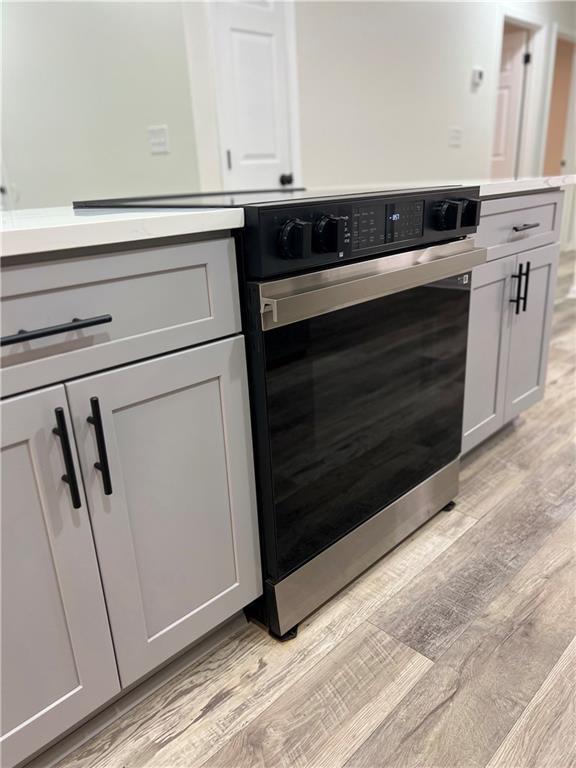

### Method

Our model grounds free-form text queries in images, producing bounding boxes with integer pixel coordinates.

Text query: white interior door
[211,0,296,190]
[491,23,528,179]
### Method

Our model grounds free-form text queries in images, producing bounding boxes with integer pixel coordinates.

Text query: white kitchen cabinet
[476,192,563,261]
[66,337,261,687]
[1,226,261,767]
[504,243,559,420]
[463,243,559,453]
[462,255,515,453]
[1,238,241,398]
[0,387,120,768]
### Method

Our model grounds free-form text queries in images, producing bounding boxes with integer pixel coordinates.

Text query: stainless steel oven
[74,185,486,639]
[240,193,486,639]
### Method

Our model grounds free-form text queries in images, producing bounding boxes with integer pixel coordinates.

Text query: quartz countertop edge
[0,207,245,258]
[2,175,574,259]
[306,175,575,198]
[477,174,575,197]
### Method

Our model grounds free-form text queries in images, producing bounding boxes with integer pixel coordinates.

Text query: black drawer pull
[53,408,82,509]
[510,263,525,315]
[522,260,531,312]
[513,222,539,232]
[87,397,113,495]
[1,314,112,347]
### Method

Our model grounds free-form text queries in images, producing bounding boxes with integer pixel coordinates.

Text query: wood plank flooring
[485,639,576,768]
[345,517,576,768]
[204,623,431,768]
[52,251,576,768]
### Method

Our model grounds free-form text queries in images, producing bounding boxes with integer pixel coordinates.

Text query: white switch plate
[148,125,170,154]
[471,67,484,90]
[448,126,463,148]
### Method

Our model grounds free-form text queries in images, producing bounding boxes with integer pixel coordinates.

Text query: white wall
[295,2,502,188]
[1,2,199,209]
[2,1,575,208]
[294,1,576,190]
[182,1,223,192]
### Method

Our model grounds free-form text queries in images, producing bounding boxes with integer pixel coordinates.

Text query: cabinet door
[1,387,120,768]
[462,255,516,454]
[504,243,559,420]
[66,337,262,687]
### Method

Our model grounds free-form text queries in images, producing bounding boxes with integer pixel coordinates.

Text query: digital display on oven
[386,200,424,243]
[352,200,424,251]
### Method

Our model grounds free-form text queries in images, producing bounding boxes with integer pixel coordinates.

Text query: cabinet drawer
[477,192,563,260]
[1,238,240,396]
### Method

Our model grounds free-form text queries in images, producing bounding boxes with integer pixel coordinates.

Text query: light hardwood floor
[52,252,576,768]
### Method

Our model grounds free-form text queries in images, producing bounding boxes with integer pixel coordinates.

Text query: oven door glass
[263,274,470,580]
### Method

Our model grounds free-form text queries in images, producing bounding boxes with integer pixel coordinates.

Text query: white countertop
[308,175,575,198]
[477,174,575,197]
[1,176,573,258]
[0,206,244,258]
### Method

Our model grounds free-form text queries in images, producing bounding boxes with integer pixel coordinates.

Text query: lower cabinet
[1,387,120,768]
[504,244,559,420]
[66,336,261,686]
[463,243,559,453]
[462,255,515,452]
[1,336,262,765]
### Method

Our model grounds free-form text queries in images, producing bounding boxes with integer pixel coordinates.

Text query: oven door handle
[257,243,487,330]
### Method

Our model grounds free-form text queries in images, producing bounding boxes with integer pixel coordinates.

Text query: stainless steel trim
[254,238,487,330]
[270,458,459,635]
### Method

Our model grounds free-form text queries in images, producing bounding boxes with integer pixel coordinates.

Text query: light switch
[147,125,170,154]
[471,67,484,90]
[448,126,463,148]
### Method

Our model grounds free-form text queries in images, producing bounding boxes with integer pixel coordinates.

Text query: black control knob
[461,198,480,228]
[433,200,462,231]
[313,215,346,254]
[278,218,312,260]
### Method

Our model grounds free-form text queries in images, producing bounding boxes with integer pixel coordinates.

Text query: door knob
[279,173,294,186]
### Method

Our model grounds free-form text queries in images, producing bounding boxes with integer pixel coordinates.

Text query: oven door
[248,239,486,583]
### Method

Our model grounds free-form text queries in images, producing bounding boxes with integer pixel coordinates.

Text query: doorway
[491,22,530,179]
[543,37,575,176]
[210,1,299,191]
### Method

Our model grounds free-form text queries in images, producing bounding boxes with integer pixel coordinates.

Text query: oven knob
[433,200,461,231]
[279,218,312,259]
[461,198,480,228]
[313,215,346,254]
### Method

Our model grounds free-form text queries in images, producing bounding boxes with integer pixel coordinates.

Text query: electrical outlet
[147,125,170,155]
[448,126,463,148]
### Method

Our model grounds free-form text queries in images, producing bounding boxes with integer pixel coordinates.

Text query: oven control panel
[242,187,481,279]
[353,199,424,250]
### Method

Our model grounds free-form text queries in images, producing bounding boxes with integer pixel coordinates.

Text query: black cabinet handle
[510,263,525,315]
[279,173,294,186]
[53,408,82,509]
[87,397,113,495]
[513,222,539,232]
[1,314,112,347]
[522,260,531,312]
